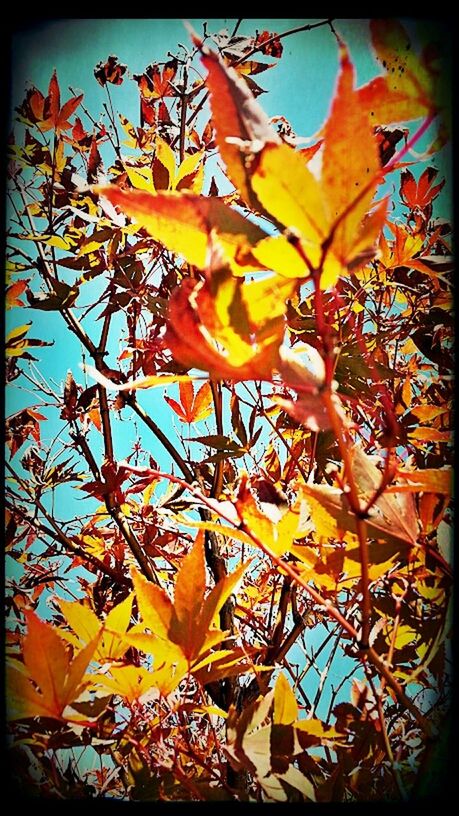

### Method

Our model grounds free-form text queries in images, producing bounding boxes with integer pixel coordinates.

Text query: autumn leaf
[126,534,251,694]
[388,468,452,496]
[91,665,160,704]
[18,71,83,134]
[250,44,386,288]
[6,407,47,458]
[164,380,213,423]
[133,58,178,100]
[7,610,100,722]
[400,166,445,213]
[358,19,442,125]
[235,474,309,557]
[6,322,53,359]
[379,222,438,278]
[6,279,29,309]
[226,673,342,802]
[95,186,267,275]
[81,362,200,391]
[195,35,280,210]
[299,445,419,547]
[165,268,296,381]
[94,54,127,87]
[59,593,134,662]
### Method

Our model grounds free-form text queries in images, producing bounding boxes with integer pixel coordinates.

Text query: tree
[5,17,453,802]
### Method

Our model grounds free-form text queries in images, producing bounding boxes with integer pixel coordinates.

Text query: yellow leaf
[95,186,267,275]
[93,665,156,703]
[155,136,176,187]
[8,611,99,721]
[251,234,312,279]
[59,600,101,650]
[252,142,326,247]
[175,149,204,187]
[130,566,174,640]
[273,673,298,724]
[125,166,155,193]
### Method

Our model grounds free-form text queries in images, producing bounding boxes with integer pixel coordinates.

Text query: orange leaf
[165,270,294,381]
[322,43,381,265]
[300,446,419,547]
[199,40,280,209]
[58,93,84,132]
[165,381,213,423]
[6,280,29,309]
[95,187,267,275]
[357,20,440,124]
[178,379,195,419]
[164,395,190,422]
[191,382,214,422]
[388,468,452,496]
[8,610,99,721]
[169,531,207,659]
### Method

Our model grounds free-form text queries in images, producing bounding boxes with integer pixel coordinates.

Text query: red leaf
[5,408,47,458]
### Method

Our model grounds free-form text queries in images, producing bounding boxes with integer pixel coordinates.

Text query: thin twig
[5,467,130,586]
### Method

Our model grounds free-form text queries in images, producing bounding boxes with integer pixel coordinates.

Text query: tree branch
[5,472,130,587]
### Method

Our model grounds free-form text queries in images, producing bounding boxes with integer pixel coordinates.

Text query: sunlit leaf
[94,186,267,274]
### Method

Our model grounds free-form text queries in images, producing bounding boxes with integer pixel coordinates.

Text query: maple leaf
[164,268,295,381]
[379,222,438,278]
[400,167,445,212]
[125,137,205,195]
[18,71,83,134]
[58,593,134,663]
[226,672,342,802]
[95,186,267,275]
[250,43,386,289]
[94,54,127,87]
[299,444,419,548]
[133,58,178,100]
[235,474,309,557]
[388,468,452,497]
[255,30,283,59]
[7,610,100,722]
[126,533,251,694]
[195,36,281,210]
[6,407,47,458]
[164,380,213,423]
[357,19,442,124]
[80,457,129,504]
[91,665,161,704]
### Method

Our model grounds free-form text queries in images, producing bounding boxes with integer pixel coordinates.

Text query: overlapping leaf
[58,593,134,662]
[95,186,267,275]
[226,672,342,802]
[7,611,99,721]
[196,36,280,210]
[126,533,251,694]
[17,71,83,134]
[300,445,419,547]
[165,268,296,380]
[250,44,386,288]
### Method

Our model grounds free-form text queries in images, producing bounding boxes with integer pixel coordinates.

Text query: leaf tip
[183,20,203,51]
